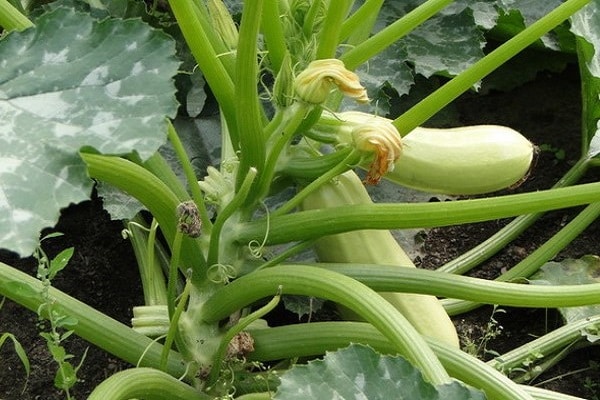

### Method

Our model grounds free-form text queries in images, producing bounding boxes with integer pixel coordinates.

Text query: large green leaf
[349,1,488,115]
[274,344,486,400]
[531,255,600,324]
[496,0,564,49]
[570,0,600,156]
[0,7,179,255]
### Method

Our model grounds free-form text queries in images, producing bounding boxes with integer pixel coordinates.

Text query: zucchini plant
[1,0,600,399]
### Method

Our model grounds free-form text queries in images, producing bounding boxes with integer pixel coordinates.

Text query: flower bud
[294,59,369,104]
[207,0,238,51]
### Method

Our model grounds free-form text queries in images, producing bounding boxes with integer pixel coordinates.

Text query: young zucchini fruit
[386,125,535,195]
[301,170,460,348]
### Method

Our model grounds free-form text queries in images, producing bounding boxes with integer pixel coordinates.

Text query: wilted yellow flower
[294,59,369,104]
[341,111,402,185]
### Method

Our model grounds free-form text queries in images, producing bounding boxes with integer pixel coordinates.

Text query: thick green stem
[574,24,599,153]
[200,265,450,385]
[261,0,287,73]
[315,263,600,308]
[302,0,323,38]
[142,152,190,202]
[207,291,281,386]
[488,315,600,378]
[207,168,258,266]
[167,0,238,147]
[235,181,600,245]
[393,0,591,135]
[235,0,266,193]
[315,0,352,59]
[88,368,210,400]
[339,0,384,42]
[248,322,533,400]
[443,201,600,315]
[273,150,361,216]
[81,153,205,270]
[168,231,184,316]
[167,122,212,232]
[161,278,191,371]
[127,217,169,306]
[0,0,33,31]
[0,262,187,378]
[280,147,355,179]
[436,158,589,274]
[497,202,600,281]
[341,0,453,70]
[255,102,311,200]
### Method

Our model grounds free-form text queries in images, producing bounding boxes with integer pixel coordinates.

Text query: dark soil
[2,65,600,399]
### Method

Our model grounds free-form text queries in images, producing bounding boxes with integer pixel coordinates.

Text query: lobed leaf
[570,0,600,155]
[0,7,179,255]
[531,255,600,323]
[274,344,485,400]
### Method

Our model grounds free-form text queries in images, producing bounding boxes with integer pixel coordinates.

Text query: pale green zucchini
[387,125,535,195]
[301,170,460,347]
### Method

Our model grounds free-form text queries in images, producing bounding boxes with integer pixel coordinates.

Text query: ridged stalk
[88,368,210,400]
[249,322,533,400]
[0,262,186,378]
[200,265,451,385]
[235,181,600,245]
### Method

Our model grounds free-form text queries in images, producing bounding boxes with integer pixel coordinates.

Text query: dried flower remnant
[294,59,369,104]
[226,331,255,360]
[176,200,202,238]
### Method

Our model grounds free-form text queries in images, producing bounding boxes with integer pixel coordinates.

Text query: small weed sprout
[583,362,600,400]
[539,143,566,164]
[462,306,506,359]
[0,297,30,392]
[34,234,85,399]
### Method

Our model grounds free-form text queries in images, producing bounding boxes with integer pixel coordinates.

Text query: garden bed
[1,63,599,399]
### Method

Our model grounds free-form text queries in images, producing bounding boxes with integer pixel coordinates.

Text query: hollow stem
[255,102,311,201]
[310,263,600,308]
[81,153,205,269]
[207,168,258,266]
[0,262,187,378]
[339,0,384,42]
[437,158,590,275]
[488,315,600,379]
[167,121,212,232]
[235,0,266,192]
[167,0,238,146]
[443,201,600,315]
[235,181,600,245]
[273,150,361,216]
[161,278,192,371]
[248,322,533,400]
[315,0,352,59]
[88,367,210,400]
[0,0,33,31]
[261,0,287,73]
[127,216,168,306]
[200,265,450,384]
[207,289,281,387]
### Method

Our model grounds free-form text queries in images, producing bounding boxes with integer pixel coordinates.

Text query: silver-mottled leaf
[274,344,486,400]
[0,8,179,255]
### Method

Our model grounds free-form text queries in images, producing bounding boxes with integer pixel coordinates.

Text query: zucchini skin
[387,125,535,195]
[301,171,460,347]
